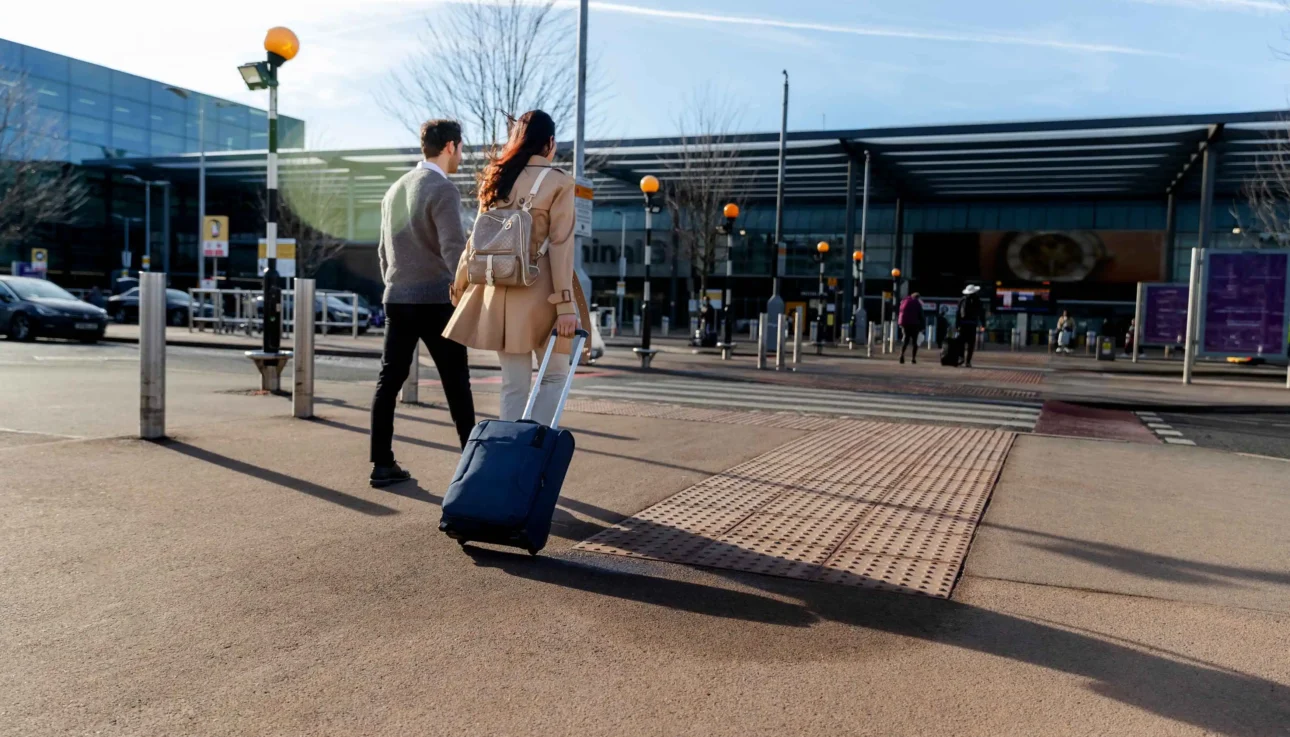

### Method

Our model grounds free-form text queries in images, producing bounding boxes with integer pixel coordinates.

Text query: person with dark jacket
[897,292,926,364]
[957,285,985,368]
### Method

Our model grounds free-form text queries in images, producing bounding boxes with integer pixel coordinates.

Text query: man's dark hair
[420,119,462,158]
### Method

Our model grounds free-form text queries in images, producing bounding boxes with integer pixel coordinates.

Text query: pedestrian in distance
[956,284,985,368]
[445,109,590,427]
[935,307,949,350]
[1056,310,1075,355]
[898,291,926,364]
[368,119,478,488]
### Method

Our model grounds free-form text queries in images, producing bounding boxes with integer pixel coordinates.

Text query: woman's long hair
[477,110,556,209]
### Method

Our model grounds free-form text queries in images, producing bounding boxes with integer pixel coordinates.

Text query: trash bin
[1096,335,1117,361]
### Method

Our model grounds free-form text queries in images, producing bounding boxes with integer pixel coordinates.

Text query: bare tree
[265,167,349,279]
[1242,121,1290,245]
[377,0,576,149]
[0,68,88,253]
[663,87,748,303]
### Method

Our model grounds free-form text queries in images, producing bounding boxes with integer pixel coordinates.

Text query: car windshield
[325,295,356,308]
[6,279,78,301]
[167,289,192,301]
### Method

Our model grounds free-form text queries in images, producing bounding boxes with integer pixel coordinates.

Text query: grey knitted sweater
[378,167,468,305]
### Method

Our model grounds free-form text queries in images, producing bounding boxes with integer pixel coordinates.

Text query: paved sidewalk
[2,383,1288,736]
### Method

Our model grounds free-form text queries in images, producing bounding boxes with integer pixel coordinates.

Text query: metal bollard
[634,314,641,337]
[1011,328,1018,351]
[139,272,167,439]
[867,322,876,358]
[792,306,803,365]
[662,316,671,336]
[293,279,315,418]
[750,320,759,342]
[775,313,786,371]
[809,321,818,344]
[1048,329,1056,354]
[351,293,359,338]
[401,343,420,404]
[756,313,768,370]
[1087,331,1096,356]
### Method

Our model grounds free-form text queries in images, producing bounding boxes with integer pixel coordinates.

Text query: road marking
[0,426,84,439]
[575,379,1039,429]
[1135,411,1193,446]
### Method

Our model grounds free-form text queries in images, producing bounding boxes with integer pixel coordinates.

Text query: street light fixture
[638,175,660,355]
[239,25,300,357]
[612,209,627,334]
[719,203,740,354]
[122,175,170,272]
[814,241,830,351]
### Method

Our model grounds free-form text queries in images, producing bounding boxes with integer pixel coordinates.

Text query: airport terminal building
[3,60,1281,342]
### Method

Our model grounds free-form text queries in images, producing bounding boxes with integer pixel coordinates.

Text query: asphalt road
[1159,412,1290,461]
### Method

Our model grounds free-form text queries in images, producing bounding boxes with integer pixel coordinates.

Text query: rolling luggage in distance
[439,328,588,556]
[940,331,965,367]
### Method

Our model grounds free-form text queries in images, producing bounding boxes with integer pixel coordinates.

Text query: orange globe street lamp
[813,242,831,350]
[636,176,661,361]
[719,203,740,356]
[238,26,300,359]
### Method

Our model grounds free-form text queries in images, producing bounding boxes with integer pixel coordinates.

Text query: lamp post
[639,175,659,352]
[111,214,142,276]
[238,26,299,356]
[721,203,739,351]
[123,175,170,272]
[167,89,234,286]
[851,249,863,344]
[889,267,902,353]
[613,209,626,332]
[814,241,830,352]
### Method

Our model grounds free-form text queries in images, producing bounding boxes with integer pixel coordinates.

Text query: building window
[111,70,150,102]
[69,87,110,119]
[150,81,187,112]
[112,122,148,149]
[69,141,106,164]
[150,132,186,156]
[20,45,69,83]
[69,59,111,92]
[111,99,150,128]
[69,114,110,146]
[28,77,68,111]
[150,108,185,137]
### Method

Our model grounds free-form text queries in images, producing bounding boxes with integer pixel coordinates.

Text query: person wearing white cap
[956,284,985,367]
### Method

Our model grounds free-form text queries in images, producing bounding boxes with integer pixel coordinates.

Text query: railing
[187,286,369,338]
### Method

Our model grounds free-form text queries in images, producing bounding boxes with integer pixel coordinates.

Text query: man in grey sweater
[369,119,476,487]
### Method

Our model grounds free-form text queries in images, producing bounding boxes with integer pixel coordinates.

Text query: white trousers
[497,348,570,426]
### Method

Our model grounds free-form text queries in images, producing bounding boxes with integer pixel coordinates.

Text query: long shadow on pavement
[314,396,638,441]
[161,440,400,517]
[989,523,1290,588]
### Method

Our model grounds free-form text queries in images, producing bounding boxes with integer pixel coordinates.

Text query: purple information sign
[1200,251,1290,357]
[1141,284,1189,346]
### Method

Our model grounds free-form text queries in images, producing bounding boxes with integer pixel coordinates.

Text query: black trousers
[370,303,476,465]
[899,326,920,360]
[959,321,978,365]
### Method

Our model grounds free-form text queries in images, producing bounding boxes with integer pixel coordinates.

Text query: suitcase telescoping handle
[521,328,590,429]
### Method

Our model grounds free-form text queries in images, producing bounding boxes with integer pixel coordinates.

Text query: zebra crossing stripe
[1134,411,1194,446]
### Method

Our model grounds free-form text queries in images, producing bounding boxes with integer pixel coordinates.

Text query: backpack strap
[520,168,553,213]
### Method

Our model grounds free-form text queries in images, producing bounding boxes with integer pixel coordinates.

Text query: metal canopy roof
[89,110,1288,205]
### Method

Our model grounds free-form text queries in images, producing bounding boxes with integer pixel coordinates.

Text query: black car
[0,276,109,343]
[107,287,205,326]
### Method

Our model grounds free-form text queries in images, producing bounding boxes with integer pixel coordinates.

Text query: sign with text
[257,239,297,279]
[202,216,230,258]
[574,177,594,238]
[30,248,48,273]
[1199,250,1290,357]
[1140,283,1189,346]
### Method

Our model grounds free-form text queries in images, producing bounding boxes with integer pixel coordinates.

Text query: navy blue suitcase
[439,329,587,555]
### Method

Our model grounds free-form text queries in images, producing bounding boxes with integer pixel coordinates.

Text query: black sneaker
[899,355,905,364]
[370,462,412,488]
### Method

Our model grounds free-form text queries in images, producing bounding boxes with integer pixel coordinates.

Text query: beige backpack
[466,168,552,288]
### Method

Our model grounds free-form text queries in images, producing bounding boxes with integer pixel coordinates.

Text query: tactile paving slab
[576,421,1015,598]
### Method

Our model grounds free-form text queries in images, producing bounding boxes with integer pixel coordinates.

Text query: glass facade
[0,37,305,162]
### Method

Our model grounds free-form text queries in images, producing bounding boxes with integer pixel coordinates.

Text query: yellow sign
[882,291,893,300]
[30,248,48,272]
[257,240,297,260]
[827,277,838,288]
[202,216,230,257]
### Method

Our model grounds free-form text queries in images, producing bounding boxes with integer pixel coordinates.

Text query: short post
[292,278,315,418]
[756,313,768,370]
[351,293,359,338]
[634,314,641,337]
[775,313,786,371]
[1087,331,1096,356]
[1048,329,1055,354]
[401,344,420,403]
[867,322,876,358]
[139,272,167,440]
[750,320,759,342]
[662,315,671,336]
[1183,247,1204,386]
[1011,328,1018,351]
[792,305,804,365]
[809,321,818,344]
[1132,282,1144,364]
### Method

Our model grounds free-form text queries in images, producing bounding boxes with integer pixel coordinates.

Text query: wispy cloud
[587,2,1175,57]
[1127,0,1283,12]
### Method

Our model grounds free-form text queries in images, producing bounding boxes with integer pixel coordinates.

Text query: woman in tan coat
[444,110,587,425]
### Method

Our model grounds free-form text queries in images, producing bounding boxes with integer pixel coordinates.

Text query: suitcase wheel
[527,547,539,557]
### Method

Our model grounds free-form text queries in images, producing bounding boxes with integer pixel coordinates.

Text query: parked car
[0,276,109,343]
[253,293,371,334]
[107,287,208,326]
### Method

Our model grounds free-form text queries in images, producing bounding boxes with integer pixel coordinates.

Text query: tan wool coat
[444,155,583,355]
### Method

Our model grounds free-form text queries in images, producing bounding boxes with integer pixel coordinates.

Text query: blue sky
[6,0,1289,148]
